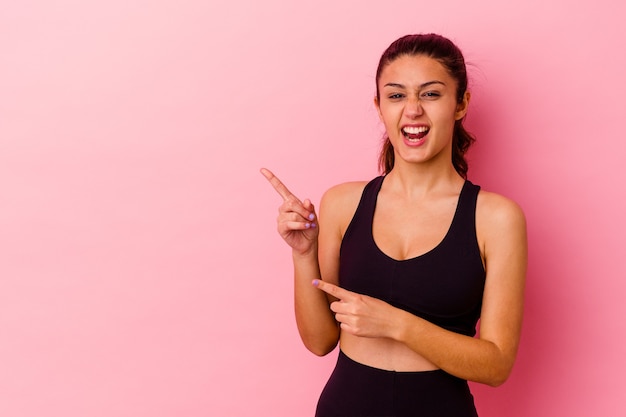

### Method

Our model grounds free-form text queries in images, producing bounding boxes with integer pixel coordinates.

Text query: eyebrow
[383,80,446,89]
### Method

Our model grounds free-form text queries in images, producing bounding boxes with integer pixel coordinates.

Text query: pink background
[1,0,624,416]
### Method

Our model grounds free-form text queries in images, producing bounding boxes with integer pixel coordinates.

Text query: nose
[404,96,423,118]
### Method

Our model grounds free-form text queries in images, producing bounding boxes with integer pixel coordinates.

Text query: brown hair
[376,34,475,178]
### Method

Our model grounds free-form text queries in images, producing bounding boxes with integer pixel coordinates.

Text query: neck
[384,158,464,199]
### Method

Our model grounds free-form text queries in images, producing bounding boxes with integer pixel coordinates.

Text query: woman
[261,34,526,417]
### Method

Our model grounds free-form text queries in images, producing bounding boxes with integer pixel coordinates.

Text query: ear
[374,96,383,121]
[454,91,471,120]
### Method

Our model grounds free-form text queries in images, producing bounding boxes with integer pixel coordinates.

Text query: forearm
[293,247,339,356]
[393,310,517,386]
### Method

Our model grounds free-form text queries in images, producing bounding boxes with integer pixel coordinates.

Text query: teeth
[402,126,429,134]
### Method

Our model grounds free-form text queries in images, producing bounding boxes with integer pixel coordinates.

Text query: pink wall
[1,0,624,416]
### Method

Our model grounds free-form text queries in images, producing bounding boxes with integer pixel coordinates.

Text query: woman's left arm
[314,192,527,386]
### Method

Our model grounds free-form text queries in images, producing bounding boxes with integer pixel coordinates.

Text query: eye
[421,91,441,99]
[388,93,405,100]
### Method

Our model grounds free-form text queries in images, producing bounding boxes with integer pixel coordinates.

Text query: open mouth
[402,126,429,142]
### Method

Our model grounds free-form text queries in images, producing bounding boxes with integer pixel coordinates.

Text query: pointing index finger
[260,168,300,202]
[313,279,354,301]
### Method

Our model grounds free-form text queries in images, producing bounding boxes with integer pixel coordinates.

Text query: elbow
[485,373,508,387]
[482,361,515,387]
[300,330,339,357]
[308,344,337,357]
[305,339,338,357]
[476,344,519,387]
[299,323,339,357]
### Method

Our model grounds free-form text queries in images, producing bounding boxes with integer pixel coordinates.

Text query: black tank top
[339,176,486,337]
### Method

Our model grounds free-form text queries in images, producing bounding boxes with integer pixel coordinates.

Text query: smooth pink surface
[1,1,624,416]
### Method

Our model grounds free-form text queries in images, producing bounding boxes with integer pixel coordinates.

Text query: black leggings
[315,350,478,417]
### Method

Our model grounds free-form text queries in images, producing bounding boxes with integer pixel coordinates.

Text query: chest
[372,194,458,261]
[337,179,486,334]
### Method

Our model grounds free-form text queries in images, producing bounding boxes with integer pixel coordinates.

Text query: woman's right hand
[260,168,319,256]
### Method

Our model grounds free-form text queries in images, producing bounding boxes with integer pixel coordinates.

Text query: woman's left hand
[313,279,401,339]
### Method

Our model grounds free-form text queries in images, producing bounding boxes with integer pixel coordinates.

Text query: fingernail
[311,223,316,228]
[308,213,315,221]
[305,223,311,229]
[312,279,319,286]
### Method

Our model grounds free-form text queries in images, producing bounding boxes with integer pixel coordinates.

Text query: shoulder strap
[340,176,384,246]
[448,180,481,241]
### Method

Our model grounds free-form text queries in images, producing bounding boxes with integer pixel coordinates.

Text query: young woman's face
[375,54,469,169]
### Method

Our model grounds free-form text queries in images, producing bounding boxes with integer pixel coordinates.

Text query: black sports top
[339,176,486,337]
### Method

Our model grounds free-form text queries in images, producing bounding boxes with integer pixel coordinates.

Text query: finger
[339,322,357,335]
[312,280,354,301]
[260,168,300,203]
[303,198,314,211]
[303,199,317,220]
[280,199,316,223]
[281,221,317,232]
[329,300,348,314]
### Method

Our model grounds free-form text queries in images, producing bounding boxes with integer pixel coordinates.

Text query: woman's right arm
[261,168,342,356]
[292,242,339,356]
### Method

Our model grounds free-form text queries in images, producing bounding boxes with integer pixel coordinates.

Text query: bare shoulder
[476,190,526,229]
[319,180,369,235]
[322,181,368,206]
[475,189,527,255]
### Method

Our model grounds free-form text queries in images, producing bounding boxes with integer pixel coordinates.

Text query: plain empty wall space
[1,1,624,416]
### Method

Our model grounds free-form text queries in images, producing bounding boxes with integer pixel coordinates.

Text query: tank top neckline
[369,175,470,263]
